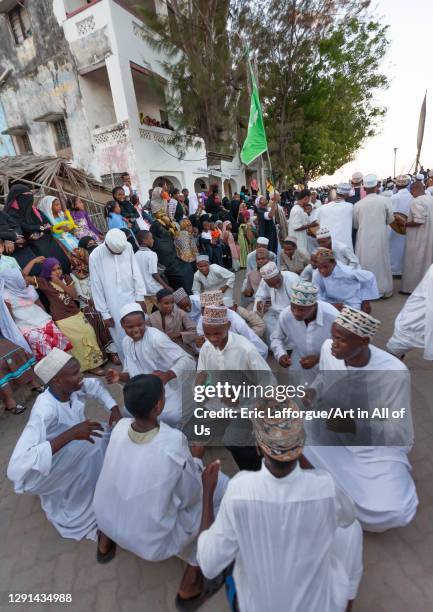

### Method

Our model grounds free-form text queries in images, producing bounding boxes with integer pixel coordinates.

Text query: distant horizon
[311,0,433,186]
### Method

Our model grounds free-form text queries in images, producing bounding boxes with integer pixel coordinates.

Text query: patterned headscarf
[334,306,380,340]
[254,399,306,462]
[70,247,89,279]
[290,281,318,306]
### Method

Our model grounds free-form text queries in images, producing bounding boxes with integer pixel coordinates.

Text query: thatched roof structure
[0,155,111,231]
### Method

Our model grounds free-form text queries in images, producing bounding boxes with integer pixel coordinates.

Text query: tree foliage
[140,0,389,183]
[139,0,244,155]
[235,0,389,185]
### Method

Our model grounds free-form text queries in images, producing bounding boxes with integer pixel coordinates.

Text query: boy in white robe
[89,229,147,360]
[197,405,363,612]
[195,291,268,359]
[254,261,299,341]
[316,183,354,250]
[313,248,379,312]
[270,280,339,381]
[105,303,195,427]
[93,374,228,608]
[387,264,433,359]
[173,288,202,324]
[192,255,235,306]
[198,306,271,471]
[7,349,120,557]
[304,306,418,531]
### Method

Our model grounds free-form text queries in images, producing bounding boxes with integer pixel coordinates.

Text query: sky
[313,0,433,185]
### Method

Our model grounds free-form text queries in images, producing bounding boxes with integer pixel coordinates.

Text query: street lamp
[393,148,398,178]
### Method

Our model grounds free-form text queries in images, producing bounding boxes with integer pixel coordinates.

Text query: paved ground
[1,277,432,612]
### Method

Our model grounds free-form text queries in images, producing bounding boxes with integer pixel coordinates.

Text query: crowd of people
[2,166,433,611]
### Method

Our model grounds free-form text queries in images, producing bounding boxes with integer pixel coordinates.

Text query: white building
[0,0,246,197]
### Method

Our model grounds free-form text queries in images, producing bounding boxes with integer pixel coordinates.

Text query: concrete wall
[79,66,116,130]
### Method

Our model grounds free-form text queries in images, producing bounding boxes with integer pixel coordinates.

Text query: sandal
[96,532,116,564]
[175,574,224,611]
[5,404,26,415]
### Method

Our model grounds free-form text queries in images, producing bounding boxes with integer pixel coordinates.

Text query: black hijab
[5,184,40,227]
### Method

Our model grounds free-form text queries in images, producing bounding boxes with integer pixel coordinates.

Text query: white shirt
[288,204,309,250]
[197,309,268,359]
[135,247,162,295]
[7,379,116,540]
[122,328,195,427]
[255,271,299,314]
[122,184,138,199]
[192,264,235,306]
[317,200,354,250]
[270,300,339,366]
[332,240,360,269]
[197,462,358,612]
[198,332,270,372]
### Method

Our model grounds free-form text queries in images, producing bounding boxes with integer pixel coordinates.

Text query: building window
[8,5,32,45]
[15,133,32,154]
[53,118,71,150]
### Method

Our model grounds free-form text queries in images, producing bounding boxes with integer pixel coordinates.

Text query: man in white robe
[313,248,378,311]
[304,306,418,531]
[316,183,354,250]
[246,237,276,273]
[316,226,360,268]
[270,281,339,382]
[105,303,195,427]
[90,229,147,360]
[192,255,235,306]
[195,290,268,359]
[388,175,413,275]
[94,374,228,607]
[254,262,299,341]
[8,349,120,547]
[353,173,394,297]
[288,189,314,251]
[387,264,433,359]
[197,407,363,612]
[401,181,433,294]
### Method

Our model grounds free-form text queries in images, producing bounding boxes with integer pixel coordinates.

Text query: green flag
[240,64,268,165]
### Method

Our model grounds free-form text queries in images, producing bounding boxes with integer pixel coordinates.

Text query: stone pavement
[1,278,433,612]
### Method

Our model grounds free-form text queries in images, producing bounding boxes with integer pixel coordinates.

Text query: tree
[234,0,389,186]
[139,0,245,156]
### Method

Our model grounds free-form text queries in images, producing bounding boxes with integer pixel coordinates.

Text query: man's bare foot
[96,531,116,564]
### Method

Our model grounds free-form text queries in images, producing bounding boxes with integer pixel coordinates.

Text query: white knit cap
[257,237,269,246]
[336,182,352,196]
[105,228,128,254]
[363,174,378,188]
[119,302,144,320]
[34,348,73,384]
[316,227,331,239]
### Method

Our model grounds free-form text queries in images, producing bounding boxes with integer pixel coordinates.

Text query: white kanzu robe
[246,249,276,273]
[353,193,394,296]
[254,271,299,339]
[197,462,363,612]
[332,239,360,269]
[317,200,354,250]
[387,264,433,359]
[388,188,413,275]
[288,204,309,251]
[401,194,433,293]
[304,339,418,532]
[7,380,117,540]
[122,327,195,427]
[270,300,339,379]
[90,243,146,359]
[94,419,227,564]
[313,263,379,309]
[192,264,235,306]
